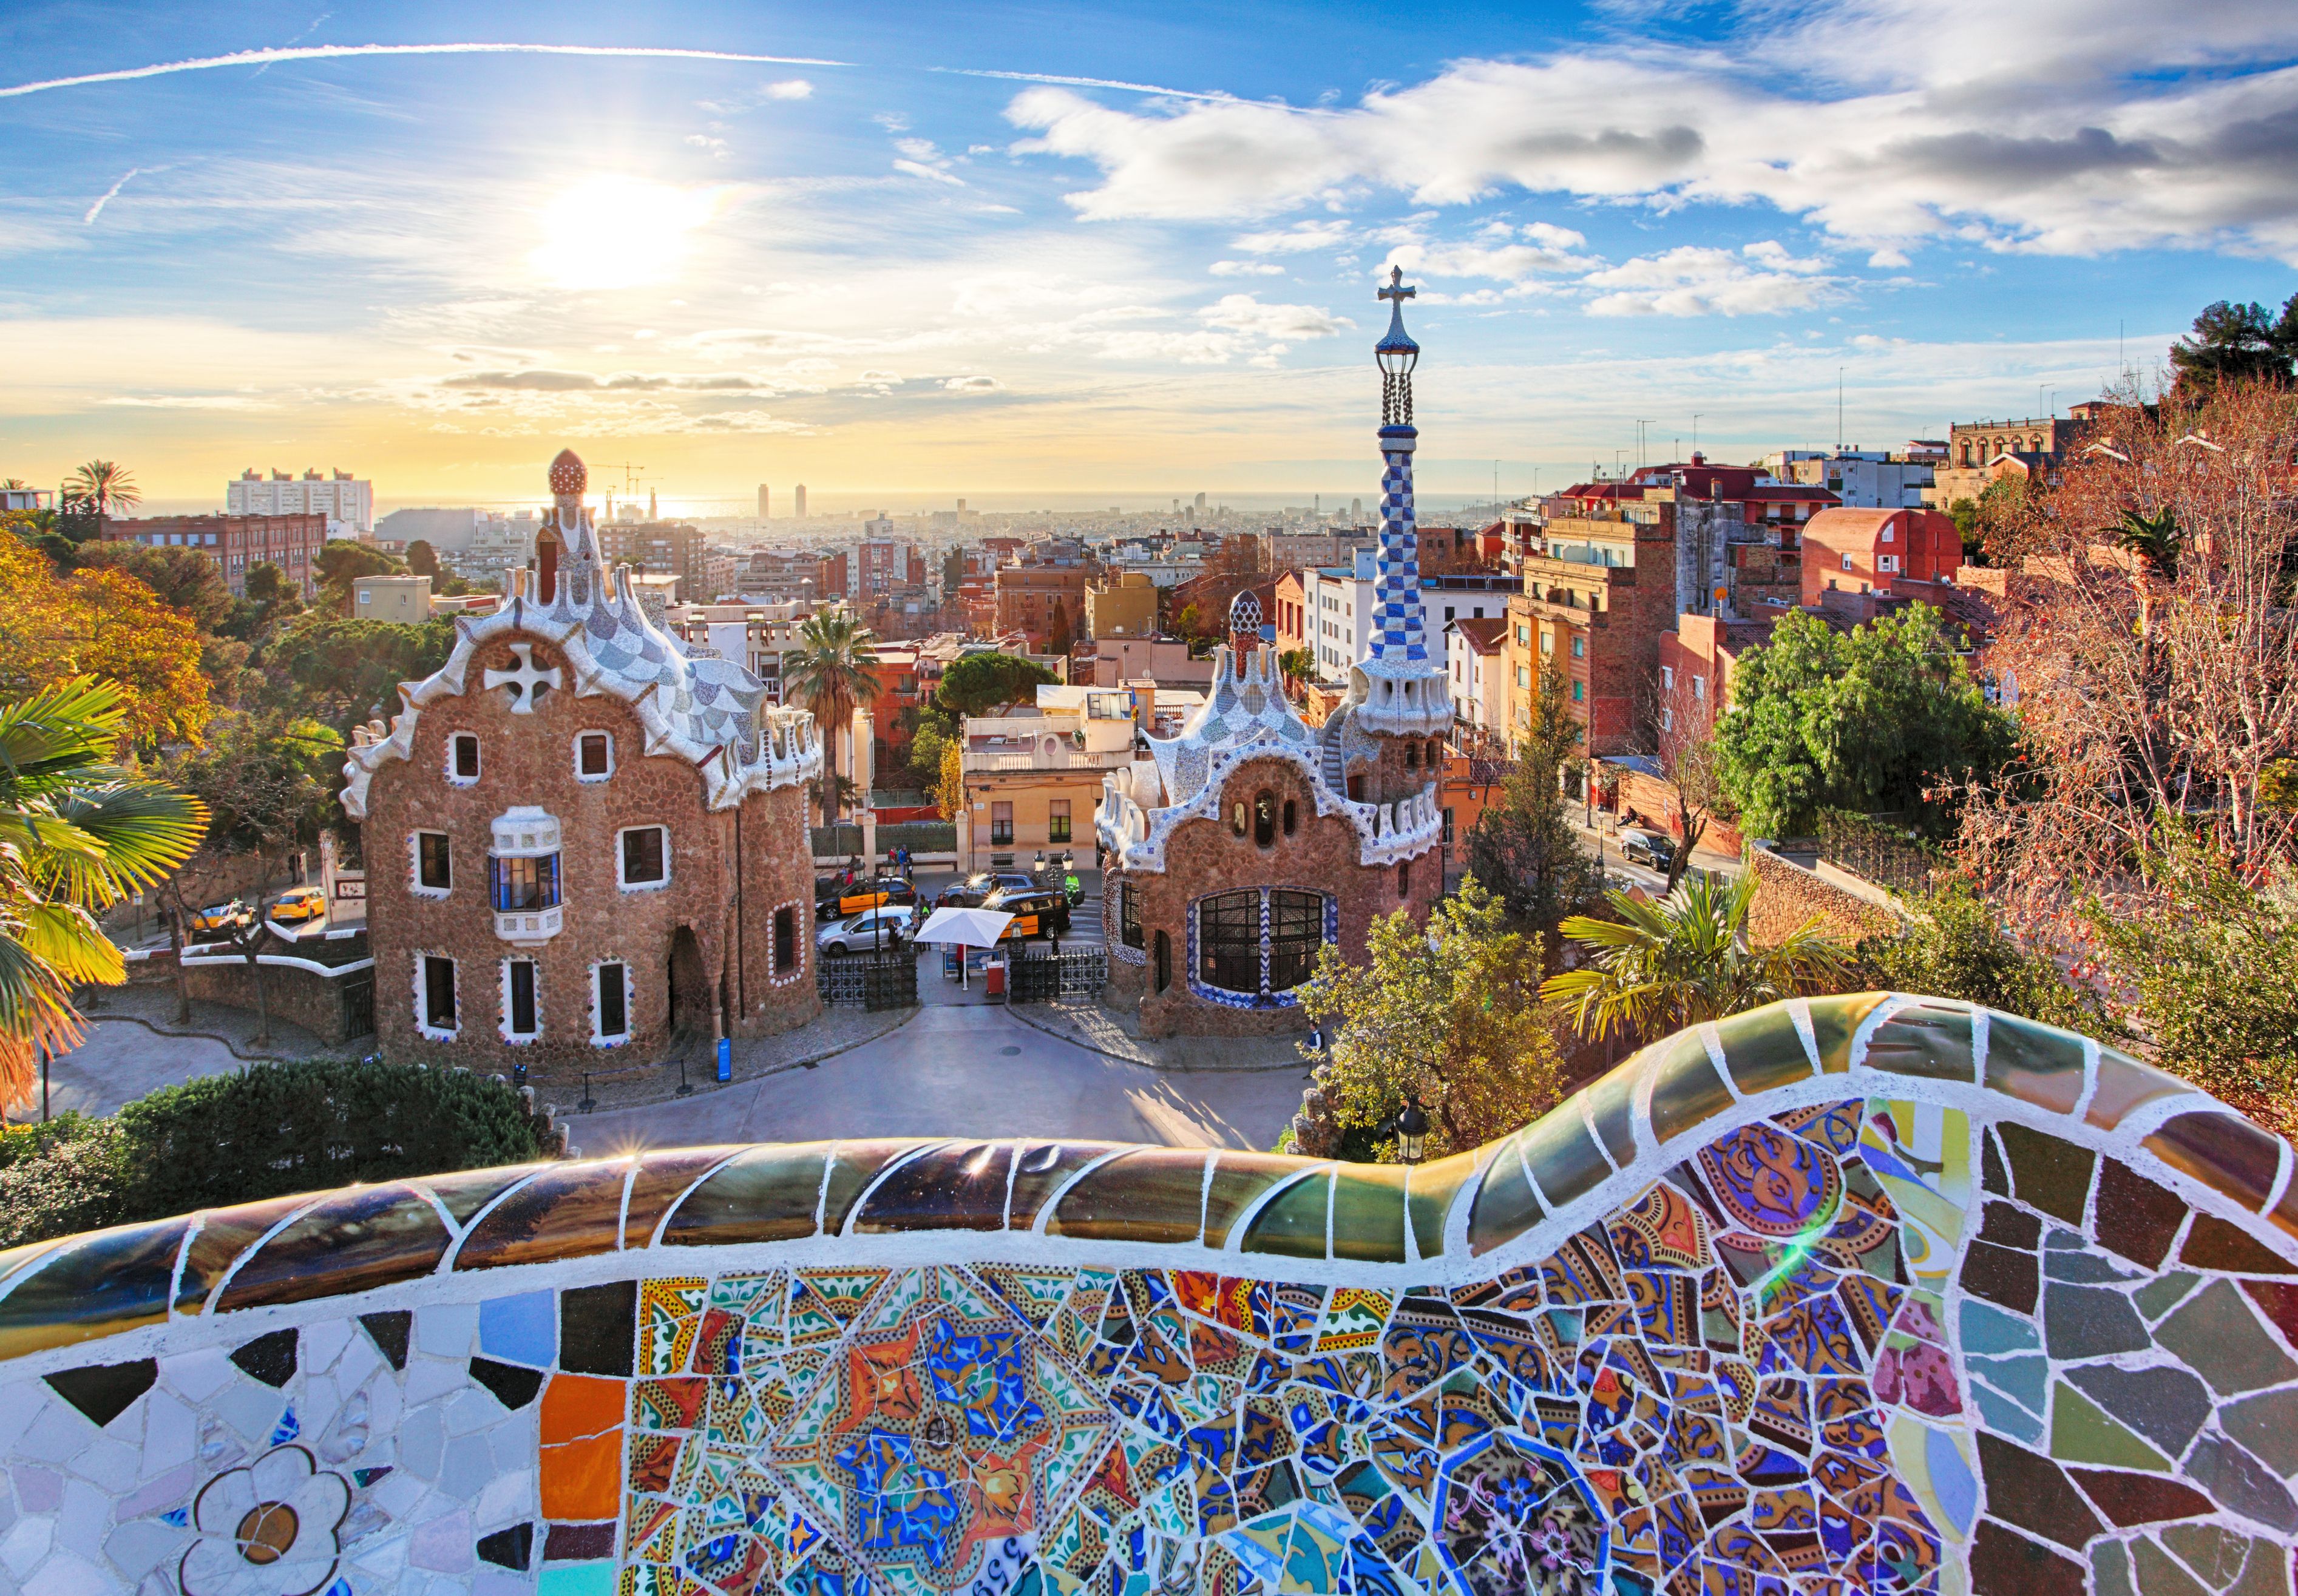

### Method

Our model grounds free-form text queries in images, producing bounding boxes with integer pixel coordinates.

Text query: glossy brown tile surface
[217,1183,451,1311]
[658,1143,832,1246]
[1006,1141,1128,1231]
[455,1159,630,1271]
[853,1141,1014,1233]
[1327,1165,1409,1263]
[1202,1151,1318,1249]
[1045,1149,1208,1244]
[1864,998,1978,1083]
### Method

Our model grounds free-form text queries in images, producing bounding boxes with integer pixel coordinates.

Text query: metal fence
[339,972,375,1039]
[1008,945,1107,1004]
[879,821,955,854]
[810,824,866,861]
[1817,810,1947,896]
[817,948,919,1010]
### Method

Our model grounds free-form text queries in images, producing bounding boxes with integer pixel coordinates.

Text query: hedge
[0,1060,545,1248]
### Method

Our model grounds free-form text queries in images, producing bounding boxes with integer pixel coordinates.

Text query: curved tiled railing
[5,993,2295,1595]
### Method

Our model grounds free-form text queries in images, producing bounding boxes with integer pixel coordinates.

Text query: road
[566,1000,1306,1156]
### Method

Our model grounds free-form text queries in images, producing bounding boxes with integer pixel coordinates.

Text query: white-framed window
[416,953,459,1040]
[1880,525,1896,543]
[501,958,540,1043]
[412,831,452,897]
[770,901,805,986]
[575,731,614,782]
[1879,555,1900,573]
[1692,676,1706,702]
[447,733,481,785]
[591,959,633,1045]
[618,825,669,890]
[1661,664,1675,690]
[1662,706,1675,731]
[1841,553,1854,570]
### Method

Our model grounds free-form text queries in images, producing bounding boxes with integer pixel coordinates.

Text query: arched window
[1253,790,1275,847]
[1198,890,1261,993]
[1230,802,1248,839]
[1428,739,1443,767]
[1405,742,1419,768]
[1282,799,1298,837]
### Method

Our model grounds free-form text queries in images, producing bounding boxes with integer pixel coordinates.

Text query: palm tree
[1540,870,1848,1043]
[66,460,139,516]
[781,610,883,825]
[0,678,207,1104]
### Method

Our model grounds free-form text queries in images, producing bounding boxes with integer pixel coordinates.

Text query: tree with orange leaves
[0,533,210,750]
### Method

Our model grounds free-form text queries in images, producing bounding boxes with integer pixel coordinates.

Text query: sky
[3,0,2296,516]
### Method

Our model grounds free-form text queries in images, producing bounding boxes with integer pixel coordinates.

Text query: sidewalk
[521,1004,920,1112]
[1003,998,1309,1073]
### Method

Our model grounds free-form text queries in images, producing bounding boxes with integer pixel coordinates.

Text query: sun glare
[529,174,725,292]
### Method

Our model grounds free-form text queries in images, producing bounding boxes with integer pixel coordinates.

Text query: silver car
[816,905,915,956]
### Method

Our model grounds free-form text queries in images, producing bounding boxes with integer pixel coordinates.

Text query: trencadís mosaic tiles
[0,994,2293,1595]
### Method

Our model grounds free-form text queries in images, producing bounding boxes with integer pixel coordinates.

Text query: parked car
[269,886,327,924]
[189,899,256,936]
[937,871,1034,910]
[817,905,916,957]
[980,886,1072,939]
[1619,828,1676,871]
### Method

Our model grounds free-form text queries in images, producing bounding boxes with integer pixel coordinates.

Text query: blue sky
[4,0,2295,512]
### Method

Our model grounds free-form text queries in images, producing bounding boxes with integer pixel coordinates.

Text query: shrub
[0,1060,544,1248]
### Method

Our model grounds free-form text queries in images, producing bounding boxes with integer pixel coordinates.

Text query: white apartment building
[1446,616,1507,742]
[1772,451,1934,510]
[228,468,374,533]
[1303,549,1507,683]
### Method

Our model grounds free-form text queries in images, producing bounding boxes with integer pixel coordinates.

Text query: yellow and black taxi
[189,899,256,936]
[980,885,1072,941]
[816,876,918,921]
[269,885,327,924]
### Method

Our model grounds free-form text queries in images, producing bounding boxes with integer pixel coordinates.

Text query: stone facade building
[1097,271,1448,1036]
[341,450,824,1072]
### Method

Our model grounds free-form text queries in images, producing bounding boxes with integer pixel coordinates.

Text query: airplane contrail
[84,167,142,223]
[0,42,849,99]
[929,67,1232,103]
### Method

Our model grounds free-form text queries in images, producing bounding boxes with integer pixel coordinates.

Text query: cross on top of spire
[1378,265,1415,306]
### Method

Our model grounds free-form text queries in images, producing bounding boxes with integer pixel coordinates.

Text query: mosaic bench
[0,992,2293,1596]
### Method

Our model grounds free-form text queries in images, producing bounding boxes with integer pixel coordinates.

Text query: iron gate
[1007,947,1107,1004]
[817,948,918,1010]
[339,972,375,1040]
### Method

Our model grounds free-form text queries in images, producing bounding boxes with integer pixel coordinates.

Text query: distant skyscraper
[1194,492,1207,513]
[795,484,808,519]
[648,489,657,520]
[1351,497,1363,520]
[758,484,770,519]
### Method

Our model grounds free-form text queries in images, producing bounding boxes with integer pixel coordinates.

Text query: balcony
[963,746,1134,774]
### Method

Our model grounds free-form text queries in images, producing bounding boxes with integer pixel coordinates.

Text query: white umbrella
[913,907,1014,987]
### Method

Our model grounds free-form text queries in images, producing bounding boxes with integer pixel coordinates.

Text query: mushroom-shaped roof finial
[548,448,588,499]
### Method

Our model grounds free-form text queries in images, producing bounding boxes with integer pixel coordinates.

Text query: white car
[818,906,915,956]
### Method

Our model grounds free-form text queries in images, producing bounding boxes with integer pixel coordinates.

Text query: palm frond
[44,780,208,900]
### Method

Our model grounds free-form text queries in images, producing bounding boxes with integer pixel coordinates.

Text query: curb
[1000,1002,1310,1075]
[86,1012,334,1066]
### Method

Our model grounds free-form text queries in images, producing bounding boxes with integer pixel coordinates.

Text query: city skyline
[4,0,2293,504]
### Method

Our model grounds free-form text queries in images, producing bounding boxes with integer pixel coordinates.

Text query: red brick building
[341,450,824,1073]
[100,512,329,597]
[994,563,1090,648]
[1800,507,1962,607]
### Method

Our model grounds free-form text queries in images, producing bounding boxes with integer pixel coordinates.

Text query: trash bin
[985,958,1007,997]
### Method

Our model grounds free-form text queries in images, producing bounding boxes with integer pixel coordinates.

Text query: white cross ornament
[483,641,562,714]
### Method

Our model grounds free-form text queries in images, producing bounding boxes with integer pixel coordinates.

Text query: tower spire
[1369,266,1428,665]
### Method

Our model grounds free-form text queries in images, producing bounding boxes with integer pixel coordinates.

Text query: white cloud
[1209,260,1286,276]
[943,374,1000,392]
[1383,237,1597,281]
[1003,8,2298,262]
[764,79,813,100]
[1584,244,1840,317]
[892,137,964,186]
[1200,294,1351,341]
[1229,219,1354,255]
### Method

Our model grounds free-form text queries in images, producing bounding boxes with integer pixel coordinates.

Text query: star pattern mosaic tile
[0,996,2293,1596]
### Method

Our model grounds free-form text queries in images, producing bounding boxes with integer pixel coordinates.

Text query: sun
[529,174,725,292]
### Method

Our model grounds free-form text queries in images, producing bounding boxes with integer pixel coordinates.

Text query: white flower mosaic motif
[177,1444,351,1596]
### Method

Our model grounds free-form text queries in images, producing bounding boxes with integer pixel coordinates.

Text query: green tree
[2169,295,2298,397]
[934,652,1056,719]
[782,610,883,824]
[1543,871,1850,1044]
[941,546,965,599]
[65,459,138,516]
[1715,605,2021,840]
[1856,881,2104,1032]
[70,541,235,632]
[314,541,403,614]
[1291,879,1566,1161]
[256,615,458,728]
[907,722,952,793]
[1048,598,1073,656]
[0,678,206,1105]
[1947,499,1982,563]
[405,538,439,578]
[1278,647,1315,681]
[1462,662,1602,950]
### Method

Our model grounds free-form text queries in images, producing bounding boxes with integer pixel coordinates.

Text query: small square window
[1571,680,1585,703]
[450,734,480,781]
[620,827,668,888]
[415,831,452,892]
[1842,553,1854,570]
[577,732,612,779]
[1571,637,1585,659]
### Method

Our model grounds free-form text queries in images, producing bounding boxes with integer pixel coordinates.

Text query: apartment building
[957,684,1140,868]
[228,467,373,533]
[99,512,329,597]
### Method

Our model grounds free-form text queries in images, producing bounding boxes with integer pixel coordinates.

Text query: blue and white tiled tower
[1348,267,1452,737]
